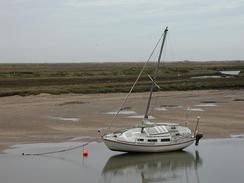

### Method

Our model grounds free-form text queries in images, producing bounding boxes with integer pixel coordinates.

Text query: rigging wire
[107,30,166,131]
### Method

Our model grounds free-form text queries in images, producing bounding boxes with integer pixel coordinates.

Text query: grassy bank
[0,61,244,97]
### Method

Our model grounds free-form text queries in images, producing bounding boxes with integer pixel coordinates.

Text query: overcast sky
[0,0,244,63]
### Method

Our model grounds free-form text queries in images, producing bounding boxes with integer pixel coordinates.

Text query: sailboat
[102,27,203,153]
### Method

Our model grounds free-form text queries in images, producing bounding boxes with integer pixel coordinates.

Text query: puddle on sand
[127,115,155,119]
[104,110,137,115]
[191,75,222,79]
[154,107,168,111]
[233,98,244,102]
[160,104,182,108]
[200,100,217,103]
[154,105,182,112]
[1,139,244,183]
[186,108,204,112]
[195,103,217,107]
[103,107,136,115]
[58,101,88,106]
[48,116,80,122]
[230,134,244,138]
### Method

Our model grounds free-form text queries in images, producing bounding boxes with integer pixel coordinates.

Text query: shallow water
[1,139,244,183]
[220,70,240,75]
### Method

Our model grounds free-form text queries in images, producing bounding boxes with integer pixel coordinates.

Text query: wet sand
[1,90,244,150]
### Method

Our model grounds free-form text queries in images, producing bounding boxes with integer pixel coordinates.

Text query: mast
[144,26,168,120]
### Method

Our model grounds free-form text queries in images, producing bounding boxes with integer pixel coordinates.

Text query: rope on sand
[22,142,89,156]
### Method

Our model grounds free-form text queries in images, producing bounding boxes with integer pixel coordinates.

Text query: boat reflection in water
[102,150,202,183]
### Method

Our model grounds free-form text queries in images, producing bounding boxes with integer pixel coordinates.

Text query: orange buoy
[83,149,88,157]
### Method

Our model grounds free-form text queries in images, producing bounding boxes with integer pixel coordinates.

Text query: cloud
[0,0,243,62]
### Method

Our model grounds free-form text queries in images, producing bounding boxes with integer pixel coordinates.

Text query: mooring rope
[22,142,89,156]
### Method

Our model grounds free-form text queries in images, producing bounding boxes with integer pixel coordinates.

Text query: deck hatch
[145,126,168,135]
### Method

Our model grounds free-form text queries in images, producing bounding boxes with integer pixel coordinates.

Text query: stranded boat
[102,27,203,152]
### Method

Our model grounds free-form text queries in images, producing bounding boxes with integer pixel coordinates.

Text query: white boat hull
[103,138,195,153]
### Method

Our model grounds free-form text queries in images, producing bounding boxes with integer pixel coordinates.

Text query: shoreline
[1,137,243,155]
[1,89,244,152]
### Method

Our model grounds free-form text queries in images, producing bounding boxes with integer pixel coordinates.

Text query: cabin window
[148,139,157,142]
[137,139,144,142]
[175,133,180,136]
[161,138,170,142]
[171,126,176,129]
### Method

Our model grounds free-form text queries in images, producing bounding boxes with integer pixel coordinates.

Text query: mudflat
[0,90,244,150]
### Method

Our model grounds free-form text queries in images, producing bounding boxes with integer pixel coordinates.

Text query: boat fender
[195,133,203,146]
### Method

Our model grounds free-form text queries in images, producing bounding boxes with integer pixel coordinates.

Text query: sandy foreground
[0,89,244,151]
